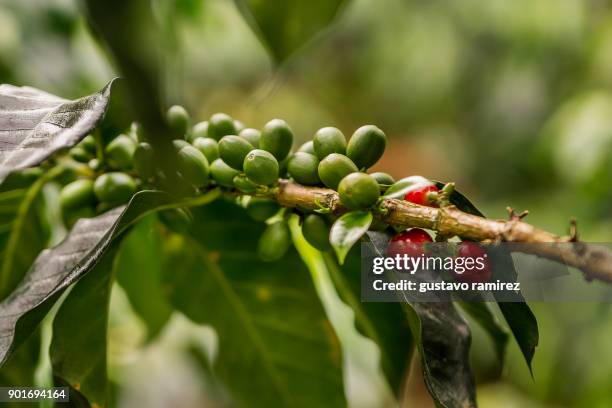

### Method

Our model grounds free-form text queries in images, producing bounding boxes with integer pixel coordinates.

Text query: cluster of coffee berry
[57,104,492,281]
[61,129,139,226]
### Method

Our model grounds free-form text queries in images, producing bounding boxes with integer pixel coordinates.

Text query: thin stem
[257,180,612,284]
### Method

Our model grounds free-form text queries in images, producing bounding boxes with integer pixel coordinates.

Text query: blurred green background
[1,0,611,406]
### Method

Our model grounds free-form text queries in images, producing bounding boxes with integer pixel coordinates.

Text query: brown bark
[273,180,612,283]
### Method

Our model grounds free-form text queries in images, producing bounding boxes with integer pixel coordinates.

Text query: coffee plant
[0,1,611,407]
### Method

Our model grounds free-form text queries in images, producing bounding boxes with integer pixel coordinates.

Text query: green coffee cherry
[133,142,156,180]
[176,145,210,187]
[297,141,316,155]
[234,120,246,133]
[105,134,136,170]
[287,152,320,185]
[130,122,146,143]
[210,159,240,187]
[192,137,219,163]
[302,214,331,251]
[260,119,293,161]
[313,127,346,159]
[347,125,386,169]
[246,197,280,221]
[159,208,193,234]
[69,147,90,163]
[370,172,395,186]
[167,105,191,139]
[60,179,96,211]
[208,113,237,140]
[243,149,279,186]
[317,153,358,190]
[239,128,261,148]
[173,139,190,150]
[338,172,380,209]
[233,174,258,193]
[78,135,96,155]
[93,172,137,205]
[88,159,101,172]
[190,121,209,142]
[258,220,291,262]
[218,135,254,170]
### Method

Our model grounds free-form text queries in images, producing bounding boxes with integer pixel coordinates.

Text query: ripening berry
[243,149,279,186]
[287,152,320,185]
[346,125,386,169]
[176,145,210,187]
[208,113,237,140]
[60,179,96,211]
[370,172,395,186]
[297,141,316,155]
[239,128,261,148]
[337,172,380,209]
[166,105,191,139]
[190,121,209,142]
[234,120,246,133]
[451,242,492,284]
[246,197,280,221]
[317,153,358,190]
[69,147,91,163]
[313,127,346,159]
[258,220,291,262]
[404,184,439,207]
[105,134,136,170]
[210,159,240,188]
[192,137,219,163]
[260,119,293,161]
[218,135,254,170]
[302,214,331,251]
[130,122,146,143]
[93,172,137,206]
[386,228,433,258]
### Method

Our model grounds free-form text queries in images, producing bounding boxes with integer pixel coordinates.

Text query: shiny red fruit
[452,242,492,284]
[387,228,433,257]
[404,184,439,207]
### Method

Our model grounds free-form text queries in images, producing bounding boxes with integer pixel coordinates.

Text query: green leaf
[498,302,538,375]
[234,0,347,63]
[0,167,62,300]
[458,302,509,370]
[329,211,372,265]
[0,329,40,387]
[114,215,172,340]
[0,80,117,182]
[50,246,117,408]
[290,215,413,396]
[383,176,433,199]
[0,189,220,366]
[367,231,477,407]
[434,182,539,372]
[323,248,413,396]
[163,199,346,407]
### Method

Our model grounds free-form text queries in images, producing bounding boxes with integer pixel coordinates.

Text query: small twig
[268,180,612,284]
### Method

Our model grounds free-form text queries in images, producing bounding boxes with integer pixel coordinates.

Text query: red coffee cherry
[387,228,433,257]
[404,184,439,207]
[451,242,492,284]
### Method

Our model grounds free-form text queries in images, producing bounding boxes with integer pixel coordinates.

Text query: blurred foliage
[0,0,611,406]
